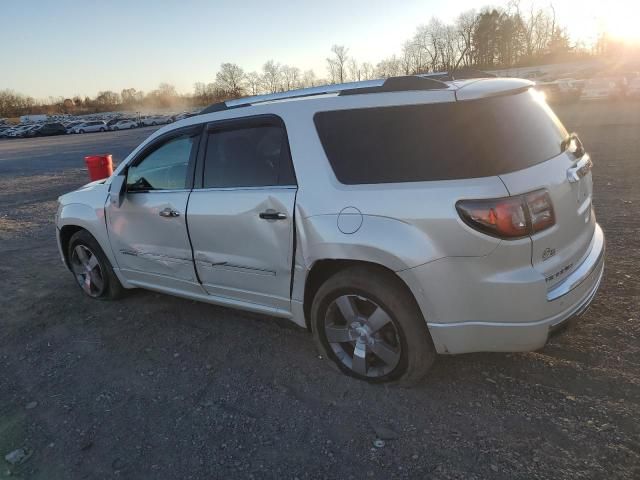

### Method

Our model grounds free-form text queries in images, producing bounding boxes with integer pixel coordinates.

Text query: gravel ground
[0,103,638,479]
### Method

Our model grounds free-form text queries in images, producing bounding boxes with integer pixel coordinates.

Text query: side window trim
[193,114,297,190]
[127,124,204,193]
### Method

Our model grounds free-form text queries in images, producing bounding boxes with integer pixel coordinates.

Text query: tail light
[456,189,555,239]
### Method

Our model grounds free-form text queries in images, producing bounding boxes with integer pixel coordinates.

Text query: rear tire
[68,230,124,300]
[310,265,436,385]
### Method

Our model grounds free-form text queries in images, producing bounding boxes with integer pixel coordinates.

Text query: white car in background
[7,125,33,137]
[626,77,640,99]
[65,121,84,133]
[581,78,623,100]
[111,119,138,130]
[139,115,172,126]
[72,121,108,133]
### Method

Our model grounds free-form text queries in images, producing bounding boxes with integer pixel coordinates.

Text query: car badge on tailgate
[542,247,556,261]
[567,155,592,183]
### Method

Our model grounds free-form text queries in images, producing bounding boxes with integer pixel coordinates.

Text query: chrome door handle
[259,210,287,220]
[159,208,180,218]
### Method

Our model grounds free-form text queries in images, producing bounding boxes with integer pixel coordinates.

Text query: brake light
[456,190,555,239]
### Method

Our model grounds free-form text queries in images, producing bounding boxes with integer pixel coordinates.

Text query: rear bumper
[400,224,605,354]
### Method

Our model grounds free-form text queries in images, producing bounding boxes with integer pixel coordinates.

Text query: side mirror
[109,174,126,208]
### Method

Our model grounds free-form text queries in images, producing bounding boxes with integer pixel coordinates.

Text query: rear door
[187,115,297,311]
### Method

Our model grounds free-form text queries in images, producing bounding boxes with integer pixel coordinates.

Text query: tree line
[0,2,631,118]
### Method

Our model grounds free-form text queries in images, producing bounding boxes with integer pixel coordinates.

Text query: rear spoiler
[454,78,534,101]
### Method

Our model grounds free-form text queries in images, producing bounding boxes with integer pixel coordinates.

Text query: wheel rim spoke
[87,254,99,270]
[335,295,358,321]
[71,245,103,297]
[90,269,104,290]
[365,307,392,333]
[352,342,367,375]
[75,245,89,266]
[324,294,401,378]
[370,340,400,367]
[71,263,85,275]
[82,274,92,294]
[325,325,352,343]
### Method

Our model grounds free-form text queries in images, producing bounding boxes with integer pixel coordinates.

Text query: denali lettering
[546,263,574,283]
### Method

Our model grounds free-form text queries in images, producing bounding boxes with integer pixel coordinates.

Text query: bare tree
[281,65,301,91]
[326,45,349,84]
[245,71,262,96]
[376,55,402,78]
[360,62,375,80]
[348,58,361,81]
[262,60,282,94]
[215,63,245,97]
[302,69,317,88]
[455,10,478,67]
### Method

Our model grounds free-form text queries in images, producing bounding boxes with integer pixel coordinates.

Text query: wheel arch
[302,258,423,330]
[58,203,115,269]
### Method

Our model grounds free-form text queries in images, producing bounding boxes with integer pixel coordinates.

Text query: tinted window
[203,123,295,188]
[127,135,196,191]
[314,90,569,184]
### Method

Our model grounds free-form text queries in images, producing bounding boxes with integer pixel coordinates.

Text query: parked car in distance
[7,125,34,138]
[33,122,67,137]
[536,79,580,104]
[172,112,195,122]
[111,119,138,130]
[72,121,107,134]
[106,118,125,130]
[139,115,172,126]
[626,77,640,99]
[581,77,624,100]
[56,75,605,383]
[65,121,83,133]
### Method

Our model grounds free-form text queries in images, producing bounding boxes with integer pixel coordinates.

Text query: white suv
[55,75,605,383]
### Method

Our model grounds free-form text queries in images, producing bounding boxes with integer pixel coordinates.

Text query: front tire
[99,127,105,132]
[68,230,123,300]
[310,265,436,384]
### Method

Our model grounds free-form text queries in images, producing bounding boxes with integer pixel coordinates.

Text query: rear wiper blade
[561,132,585,157]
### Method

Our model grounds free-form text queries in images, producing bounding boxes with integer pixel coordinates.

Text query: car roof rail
[199,75,449,114]
[420,69,497,81]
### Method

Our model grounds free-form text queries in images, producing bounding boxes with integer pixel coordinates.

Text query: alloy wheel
[324,294,402,378]
[70,245,105,297]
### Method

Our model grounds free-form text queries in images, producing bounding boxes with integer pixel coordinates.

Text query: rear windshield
[314,89,568,184]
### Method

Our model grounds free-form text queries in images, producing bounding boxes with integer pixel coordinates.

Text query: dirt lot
[1,104,638,479]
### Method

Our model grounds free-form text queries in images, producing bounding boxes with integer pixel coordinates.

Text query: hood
[58,178,109,205]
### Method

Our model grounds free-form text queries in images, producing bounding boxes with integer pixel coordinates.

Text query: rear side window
[314,89,568,184]
[203,121,295,188]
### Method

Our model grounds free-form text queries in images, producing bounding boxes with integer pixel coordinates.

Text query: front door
[187,116,297,311]
[107,127,201,290]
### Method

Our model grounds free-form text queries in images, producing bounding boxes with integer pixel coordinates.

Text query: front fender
[57,203,114,267]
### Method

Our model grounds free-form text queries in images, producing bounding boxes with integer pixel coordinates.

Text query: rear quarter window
[314,89,568,184]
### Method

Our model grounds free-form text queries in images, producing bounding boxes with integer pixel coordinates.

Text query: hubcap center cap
[351,322,374,344]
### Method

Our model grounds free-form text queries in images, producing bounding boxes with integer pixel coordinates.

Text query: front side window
[127,135,196,191]
[203,123,295,188]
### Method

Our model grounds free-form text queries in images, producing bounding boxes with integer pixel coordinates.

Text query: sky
[0,0,631,99]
